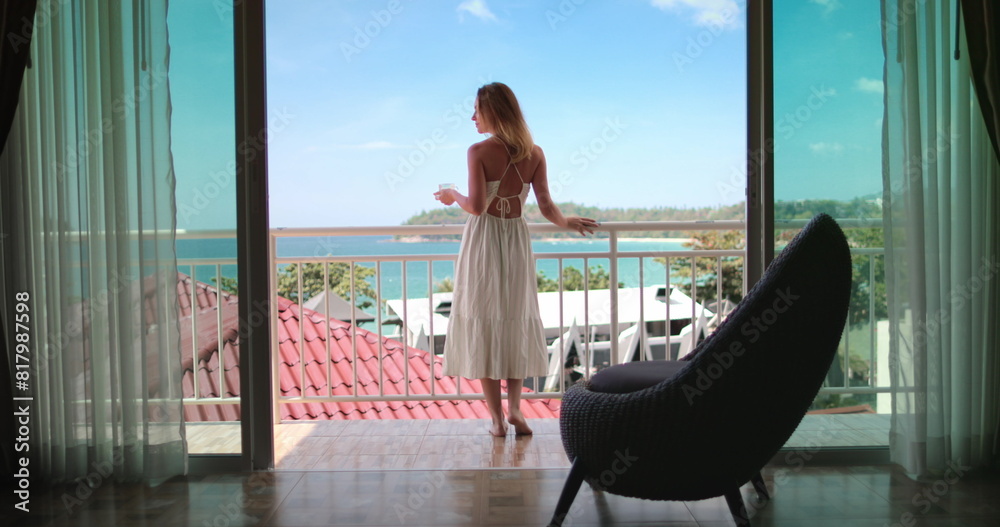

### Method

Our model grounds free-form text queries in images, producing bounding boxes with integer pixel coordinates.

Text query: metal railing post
[270,234,280,424]
[609,230,619,365]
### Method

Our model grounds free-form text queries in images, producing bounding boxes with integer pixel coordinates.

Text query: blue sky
[772,0,884,205]
[169,0,884,230]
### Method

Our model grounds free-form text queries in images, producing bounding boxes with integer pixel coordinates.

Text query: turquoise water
[177,235,691,305]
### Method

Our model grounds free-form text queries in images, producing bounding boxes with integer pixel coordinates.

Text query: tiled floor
[186,414,893,469]
[9,464,1000,526]
[273,418,570,470]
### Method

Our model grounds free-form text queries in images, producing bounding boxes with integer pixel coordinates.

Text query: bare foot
[507,413,533,435]
[489,422,508,437]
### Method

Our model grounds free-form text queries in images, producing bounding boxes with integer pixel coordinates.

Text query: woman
[434,82,597,436]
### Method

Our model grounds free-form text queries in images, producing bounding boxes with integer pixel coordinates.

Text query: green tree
[536,265,623,292]
[655,230,745,305]
[810,348,876,411]
[434,277,455,293]
[777,224,887,327]
[400,201,746,240]
[844,227,887,327]
[211,276,239,295]
[655,223,887,327]
[276,262,377,310]
[537,271,558,292]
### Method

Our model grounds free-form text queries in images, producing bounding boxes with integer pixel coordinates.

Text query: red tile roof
[178,274,560,421]
[178,274,241,422]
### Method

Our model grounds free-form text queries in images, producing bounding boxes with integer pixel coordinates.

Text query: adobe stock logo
[340,0,410,63]
[383,75,493,191]
[546,0,589,31]
[671,1,744,73]
[682,286,799,403]
[884,459,972,527]
[551,448,639,526]
[715,84,836,202]
[548,117,627,199]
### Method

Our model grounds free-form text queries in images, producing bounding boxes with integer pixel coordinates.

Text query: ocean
[177,235,691,304]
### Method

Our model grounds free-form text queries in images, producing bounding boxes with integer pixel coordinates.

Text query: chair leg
[548,458,587,527]
[723,487,751,527]
[751,471,770,501]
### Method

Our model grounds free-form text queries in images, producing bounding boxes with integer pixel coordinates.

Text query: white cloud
[650,0,741,30]
[809,0,843,15]
[457,0,498,23]
[855,77,884,94]
[809,142,844,155]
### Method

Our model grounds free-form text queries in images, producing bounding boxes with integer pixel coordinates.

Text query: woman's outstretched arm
[532,147,598,235]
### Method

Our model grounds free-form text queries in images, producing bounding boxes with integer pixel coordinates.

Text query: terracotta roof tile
[178,274,560,421]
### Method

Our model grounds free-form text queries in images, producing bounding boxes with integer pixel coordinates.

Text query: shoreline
[388,236,692,244]
[615,237,692,243]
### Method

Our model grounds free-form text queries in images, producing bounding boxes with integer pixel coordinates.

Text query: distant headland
[395,201,746,242]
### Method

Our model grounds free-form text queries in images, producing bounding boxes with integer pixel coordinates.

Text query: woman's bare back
[471,139,542,218]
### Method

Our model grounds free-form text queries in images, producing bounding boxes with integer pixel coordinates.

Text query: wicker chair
[550,214,852,527]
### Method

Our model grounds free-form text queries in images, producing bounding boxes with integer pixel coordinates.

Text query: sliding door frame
[746,0,774,288]
[235,0,274,472]
[748,0,888,464]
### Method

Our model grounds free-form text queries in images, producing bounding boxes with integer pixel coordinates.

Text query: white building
[385,285,714,359]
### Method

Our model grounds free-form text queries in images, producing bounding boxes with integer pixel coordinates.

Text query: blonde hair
[476,82,533,163]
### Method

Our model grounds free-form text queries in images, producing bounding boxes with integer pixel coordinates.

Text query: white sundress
[442,154,549,380]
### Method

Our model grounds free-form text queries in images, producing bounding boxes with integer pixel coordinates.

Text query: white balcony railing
[267,221,742,414]
[176,219,888,417]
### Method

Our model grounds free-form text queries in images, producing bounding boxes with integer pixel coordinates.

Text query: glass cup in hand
[436,183,458,205]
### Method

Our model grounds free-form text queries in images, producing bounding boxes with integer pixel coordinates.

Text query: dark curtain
[961,0,1000,160]
[960,0,1000,468]
[0,0,38,486]
[0,1,36,147]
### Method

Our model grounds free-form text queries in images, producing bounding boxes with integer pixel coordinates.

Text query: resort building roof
[177,274,560,422]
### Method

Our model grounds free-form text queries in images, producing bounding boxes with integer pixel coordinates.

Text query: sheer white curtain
[0,0,185,482]
[881,0,1000,475]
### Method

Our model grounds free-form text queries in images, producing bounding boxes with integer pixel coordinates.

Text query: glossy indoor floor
[8,462,1000,526]
[186,415,894,466]
[274,418,571,470]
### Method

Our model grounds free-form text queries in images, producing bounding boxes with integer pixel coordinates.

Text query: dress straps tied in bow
[490,142,525,219]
